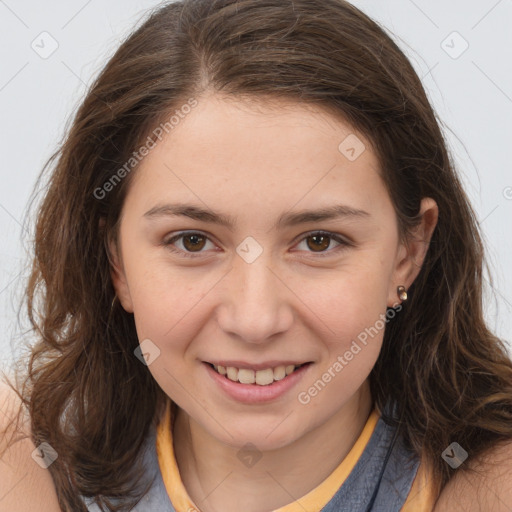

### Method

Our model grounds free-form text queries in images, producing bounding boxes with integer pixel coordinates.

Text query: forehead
[124,94,391,223]
[147,93,374,165]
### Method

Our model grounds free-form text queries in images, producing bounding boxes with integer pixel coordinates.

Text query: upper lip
[205,360,312,371]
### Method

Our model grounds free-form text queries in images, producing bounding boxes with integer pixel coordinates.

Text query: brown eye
[163,232,215,258]
[306,234,331,252]
[294,231,350,257]
[182,233,207,252]
[164,230,350,260]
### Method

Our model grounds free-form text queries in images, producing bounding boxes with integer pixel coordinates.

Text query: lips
[207,362,310,386]
[204,360,313,404]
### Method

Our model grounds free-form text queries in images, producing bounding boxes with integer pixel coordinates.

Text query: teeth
[273,365,286,380]
[255,368,274,386]
[212,363,306,385]
[226,367,239,382]
[238,368,255,384]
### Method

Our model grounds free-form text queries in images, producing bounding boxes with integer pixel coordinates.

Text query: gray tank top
[84,401,420,511]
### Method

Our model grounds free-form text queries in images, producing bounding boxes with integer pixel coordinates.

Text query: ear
[387,197,438,307]
[108,236,134,314]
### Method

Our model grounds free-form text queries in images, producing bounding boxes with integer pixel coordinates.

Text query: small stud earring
[397,286,408,301]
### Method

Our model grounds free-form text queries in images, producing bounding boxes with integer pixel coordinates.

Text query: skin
[109,92,438,512]
[0,382,61,512]
[433,440,512,511]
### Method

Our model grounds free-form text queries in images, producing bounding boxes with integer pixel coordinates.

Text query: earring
[397,286,408,301]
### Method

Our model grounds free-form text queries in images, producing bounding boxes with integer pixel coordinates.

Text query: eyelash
[162,230,352,259]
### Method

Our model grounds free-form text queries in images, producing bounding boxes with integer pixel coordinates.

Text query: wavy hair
[2,0,512,510]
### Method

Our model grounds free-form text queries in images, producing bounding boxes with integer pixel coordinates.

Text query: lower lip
[204,362,312,404]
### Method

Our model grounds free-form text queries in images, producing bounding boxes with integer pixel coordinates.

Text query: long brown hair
[2,0,512,510]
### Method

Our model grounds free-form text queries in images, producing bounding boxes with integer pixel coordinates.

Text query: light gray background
[1,0,511,376]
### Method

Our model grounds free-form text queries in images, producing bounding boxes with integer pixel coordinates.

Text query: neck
[173,381,373,512]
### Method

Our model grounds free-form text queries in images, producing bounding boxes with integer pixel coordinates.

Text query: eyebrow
[143,203,370,230]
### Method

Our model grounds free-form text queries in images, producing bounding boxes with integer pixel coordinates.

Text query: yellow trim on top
[156,399,380,512]
[273,408,380,512]
[156,399,199,512]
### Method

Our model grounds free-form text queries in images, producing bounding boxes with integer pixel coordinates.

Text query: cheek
[294,254,392,393]
[297,257,391,338]
[297,284,388,414]
[122,238,212,335]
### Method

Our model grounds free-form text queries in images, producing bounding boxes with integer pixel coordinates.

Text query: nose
[216,253,294,344]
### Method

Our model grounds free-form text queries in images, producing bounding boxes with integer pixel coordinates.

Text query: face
[110,93,436,451]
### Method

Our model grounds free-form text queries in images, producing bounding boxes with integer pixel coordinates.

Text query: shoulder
[433,439,512,511]
[0,380,61,512]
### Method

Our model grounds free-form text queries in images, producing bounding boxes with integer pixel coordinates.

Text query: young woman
[1,1,512,511]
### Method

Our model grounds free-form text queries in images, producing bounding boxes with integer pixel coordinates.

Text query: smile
[203,361,313,403]
[208,363,309,386]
